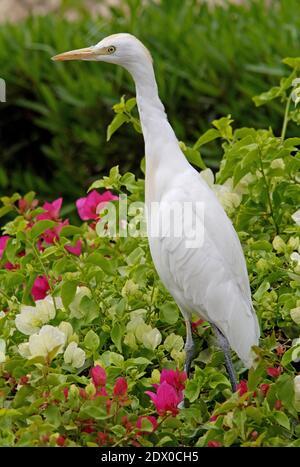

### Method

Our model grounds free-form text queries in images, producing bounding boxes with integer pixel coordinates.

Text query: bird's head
[52,33,152,70]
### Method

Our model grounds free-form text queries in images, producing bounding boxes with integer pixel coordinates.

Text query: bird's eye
[107,46,116,54]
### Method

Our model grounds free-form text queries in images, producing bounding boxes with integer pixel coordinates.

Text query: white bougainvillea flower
[64,342,86,368]
[0,338,6,363]
[200,169,242,211]
[200,168,214,188]
[126,316,162,350]
[58,321,74,342]
[15,296,59,335]
[270,158,285,170]
[291,78,300,107]
[69,286,91,319]
[23,325,66,360]
[292,209,300,226]
[142,328,162,350]
[18,342,31,358]
[291,307,300,325]
[294,375,300,411]
[291,252,300,274]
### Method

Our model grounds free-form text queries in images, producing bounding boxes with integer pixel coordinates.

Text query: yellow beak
[51,47,96,61]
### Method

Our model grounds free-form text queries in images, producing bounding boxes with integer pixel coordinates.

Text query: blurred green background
[0,0,300,212]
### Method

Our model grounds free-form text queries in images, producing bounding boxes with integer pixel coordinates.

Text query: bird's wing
[155,170,259,366]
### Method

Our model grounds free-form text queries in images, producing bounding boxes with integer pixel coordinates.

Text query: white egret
[52,33,260,390]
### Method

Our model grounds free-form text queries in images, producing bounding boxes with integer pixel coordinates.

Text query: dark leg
[184,319,195,376]
[212,324,238,392]
[178,318,195,409]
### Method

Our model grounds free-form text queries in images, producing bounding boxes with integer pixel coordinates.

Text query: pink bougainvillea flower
[237,380,248,396]
[37,198,63,221]
[191,319,204,331]
[113,377,128,397]
[76,190,118,221]
[95,387,108,398]
[81,419,96,434]
[159,369,187,400]
[121,415,133,433]
[42,219,69,245]
[64,239,82,256]
[0,236,10,260]
[31,275,50,301]
[209,415,218,422]
[145,381,181,417]
[96,431,109,446]
[260,383,270,396]
[18,197,38,214]
[136,416,158,435]
[274,399,282,410]
[79,388,88,399]
[267,366,282,378]
[56,435,66,447]
[207,440,222,447]
[91,365,107,388]
[160,369,187,397]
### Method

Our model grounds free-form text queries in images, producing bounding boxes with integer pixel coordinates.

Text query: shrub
[0,57,300,446]
[1,0,300,204]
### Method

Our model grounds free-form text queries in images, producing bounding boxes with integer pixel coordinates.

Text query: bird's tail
[225,299,260,368]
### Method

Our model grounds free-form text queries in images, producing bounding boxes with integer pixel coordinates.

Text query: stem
[29,240,58,314]
[281,92,292,141]
[257,146,279,234]
[0,288,11,302]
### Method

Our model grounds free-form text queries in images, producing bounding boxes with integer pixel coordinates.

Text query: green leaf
[84,329,100,351]
[193,128,220,149]
[159,303,179,325]
[86,252,116,275]
[28,220,55,240]
[253,281,270,301]
[61,281,77,309]
[212,115,233,140]
[43,405,61,428]
[273,411,290,430]
[59,225,83,237]
[282,57,300,70]
[111,322,124,353]
[253,86,281,106]
[107,113,128,142]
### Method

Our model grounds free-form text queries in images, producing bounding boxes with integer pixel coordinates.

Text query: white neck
[125,60,189,174]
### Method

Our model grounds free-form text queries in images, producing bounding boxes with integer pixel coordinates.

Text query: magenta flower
[0,236,10,260]
[42,219,69,245]
[136,416,158,435]
[37,198,63,221]
[113,377,128,397]
[91,365,107,388]
[160,369,187,398]
[267,366,282,378]
[76,190,118,221]
[145,381,181,417]
[207,440,222,447]
[31,275,50,301]
[64,240,82,256]
[237,380,248,396]
[95,387,108,397]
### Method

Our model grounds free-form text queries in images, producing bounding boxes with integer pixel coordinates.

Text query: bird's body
[53,33,260,385]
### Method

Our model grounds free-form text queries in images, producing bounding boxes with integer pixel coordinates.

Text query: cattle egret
[52,33,260,391]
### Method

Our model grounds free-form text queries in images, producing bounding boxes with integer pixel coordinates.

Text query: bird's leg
[184,319,195,377]
[212,324,238,392]
[178,319,194,409]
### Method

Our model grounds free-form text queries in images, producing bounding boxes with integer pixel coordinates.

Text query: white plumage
[53,33,260,384]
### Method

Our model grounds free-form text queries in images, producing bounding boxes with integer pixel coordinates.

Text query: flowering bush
[0,58,300,447]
